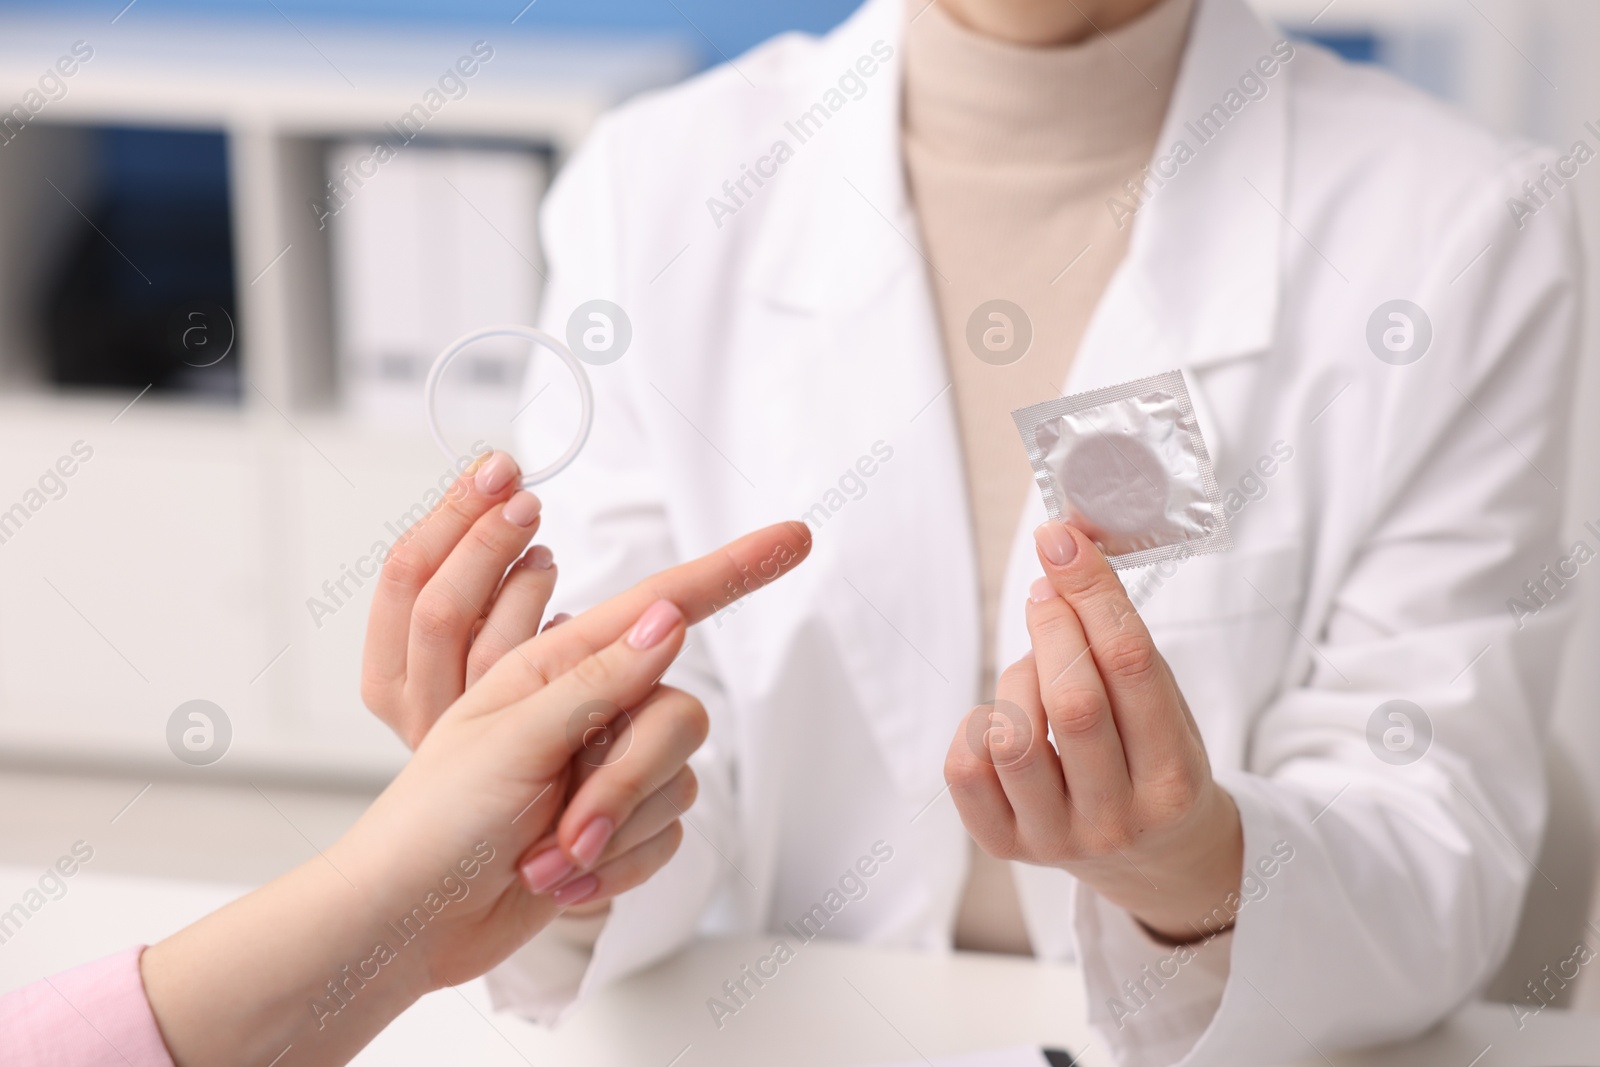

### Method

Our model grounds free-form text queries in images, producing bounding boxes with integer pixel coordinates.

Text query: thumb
[497,599,687,767]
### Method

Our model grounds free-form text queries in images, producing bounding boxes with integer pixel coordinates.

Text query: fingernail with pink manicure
[552,874,600,906]
[475,452,517,495]
[521,545,554,570]
[1034,522,1078,567]
[503,491,541,527]
[626,599,683,650]
[570,817,614,869]
[519,848,573,895]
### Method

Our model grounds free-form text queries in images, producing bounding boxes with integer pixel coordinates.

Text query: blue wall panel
[0,0,869,63]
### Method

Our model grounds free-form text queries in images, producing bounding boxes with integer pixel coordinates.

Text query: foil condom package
[1012,370,1231,570]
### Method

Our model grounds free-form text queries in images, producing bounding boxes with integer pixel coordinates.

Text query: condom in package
[1012,370,1231,571]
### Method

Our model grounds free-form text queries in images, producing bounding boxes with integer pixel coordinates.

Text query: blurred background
[0,0,1596,1057]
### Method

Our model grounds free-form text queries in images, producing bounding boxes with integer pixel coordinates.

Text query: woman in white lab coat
[375,0,1581,1063]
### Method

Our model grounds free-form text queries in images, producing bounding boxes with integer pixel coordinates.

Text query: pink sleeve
[0,946,176,1067]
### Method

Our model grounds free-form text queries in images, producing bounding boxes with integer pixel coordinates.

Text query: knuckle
[605,765,655,811]
[1106,597,1142,632]
[465,520,507,556]
[1027,607,1076,647]
[1146,760,1207,814]
[379,545,429,591]
[996,655,1037,691]
[988,727,1039,770]
[438,481,476,518]
[982,834,1024,863]
[677,768,700,809]
[1034,826,1077,864]
[943,748,980,789]
[665,692,710,747]
[1088,796,1143,850]
[1046,685,1107,737]
[569,652,619,697]
[1061,571,1141,624]
[410,594,467,647]
[519,655,554,691]
[1054,565,1107,601]
[1097,633,1159,686]
[944,746,996,793]
[498,647,552,693]
[980,707,1041,769]
[1086,820,1137,856]
[1105,813,1142,853]
[465,640,505,682]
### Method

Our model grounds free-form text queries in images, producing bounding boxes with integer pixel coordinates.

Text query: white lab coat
[497,0,1582,1063]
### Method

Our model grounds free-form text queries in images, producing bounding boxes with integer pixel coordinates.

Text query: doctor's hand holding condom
[945,518,1243,944]
[948,377,1244,944]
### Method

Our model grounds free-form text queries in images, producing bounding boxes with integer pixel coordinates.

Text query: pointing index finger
[467,520,813,708]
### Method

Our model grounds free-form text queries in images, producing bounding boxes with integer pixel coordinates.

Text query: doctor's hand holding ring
[945,520,1244,944]
[361,450,559,749]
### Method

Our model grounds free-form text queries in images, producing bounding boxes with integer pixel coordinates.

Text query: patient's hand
[352,516,812,985]
[142,521,812,1067]
[338,596,706,989]
[361,451,557,749]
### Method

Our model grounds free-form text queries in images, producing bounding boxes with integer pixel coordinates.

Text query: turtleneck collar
[902,0,1195,166]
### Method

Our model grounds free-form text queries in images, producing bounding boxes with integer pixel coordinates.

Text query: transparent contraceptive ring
[422,325,594,487]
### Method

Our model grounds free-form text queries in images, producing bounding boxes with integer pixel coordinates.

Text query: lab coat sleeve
[485,114,738,1023]
[1075,154,1582,1067]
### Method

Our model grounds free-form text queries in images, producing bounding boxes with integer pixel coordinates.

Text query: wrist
[280,856,435,1045]
[143,857,430,1067]
[1070,784,1244,943]
[319,832,443,998]
[1141,785,1244,941]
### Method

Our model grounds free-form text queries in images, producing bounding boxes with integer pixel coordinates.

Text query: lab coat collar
[1089,0,1289,378]
[746,0,1289,375]
[734,0,1292,807]
[740,0,910,317]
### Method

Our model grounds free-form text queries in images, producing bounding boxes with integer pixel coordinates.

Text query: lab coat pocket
[1125,542,1305,755]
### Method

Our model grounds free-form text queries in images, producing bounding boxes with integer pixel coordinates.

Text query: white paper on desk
[866,1049,1055,1067]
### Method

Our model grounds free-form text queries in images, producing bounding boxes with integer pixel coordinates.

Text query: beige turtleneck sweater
[901,0,1193,955]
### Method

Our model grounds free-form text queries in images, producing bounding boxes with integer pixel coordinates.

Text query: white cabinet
[0,17,696,783]
[0,397,274,767]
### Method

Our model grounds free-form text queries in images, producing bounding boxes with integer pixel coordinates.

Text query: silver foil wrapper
[1012,370,1231,570]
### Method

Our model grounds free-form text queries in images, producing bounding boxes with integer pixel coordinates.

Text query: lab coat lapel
[1002,0,1291,665]
[1003,0,1292,958]
[742,0,1296,806]
[746,0,980,803]
[1064,0,1288,398]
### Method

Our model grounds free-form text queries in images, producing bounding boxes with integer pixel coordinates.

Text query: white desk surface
[2,865,1597,1067]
